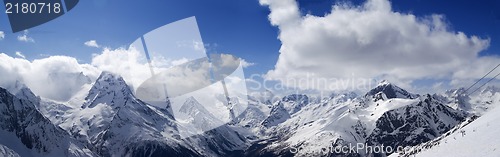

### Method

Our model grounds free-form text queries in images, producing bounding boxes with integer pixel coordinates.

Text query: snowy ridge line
[394,115,479,157]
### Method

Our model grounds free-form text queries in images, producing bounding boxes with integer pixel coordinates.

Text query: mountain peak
[378,80,390,86]
[366,80,415,101]
[92,71,130,90]
[82,71,133,108]
[96,71,124,81]
[179,97,208,115]
[282,94,308,103]
[4,80,39,103]
[445,88,467,97]
[281,94,309,114]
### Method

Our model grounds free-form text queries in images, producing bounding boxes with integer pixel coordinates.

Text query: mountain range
[1,71,499,157]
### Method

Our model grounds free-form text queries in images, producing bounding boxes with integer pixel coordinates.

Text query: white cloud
[0,45,249,102]
[0,31,4,40]
[0,53,99,101]
[84,40,100,48]
[15,51,25,59]
[17,30,35,42]
[240,59,255,68]
[171,58,189,66]
[90,47,159,90]
[193,41,205,51]
[91,48,250,92]
[260,0,496,93]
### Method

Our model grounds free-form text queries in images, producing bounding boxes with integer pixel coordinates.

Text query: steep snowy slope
[281,94,310,115]
[261,94,311,128]
[0,87,94,157]
[261,101,290,128]
[0,144,21,157]
[91,93,201,157]
[233,95,271,139]
[251,92,365,156]
[367,94,466,154]
[58,72,170,155]
[392,104,500,157]
[54,72,135,143]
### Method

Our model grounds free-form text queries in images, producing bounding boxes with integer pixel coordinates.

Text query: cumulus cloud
[15,51,25,59]
[90,47,160,90]
[84,40,100,48]
[0,31,4,40]
[0,48,143,102]
[171,58,189,66]
[17,30,35,42]
[0,53,99,101]
[260,0,496,92]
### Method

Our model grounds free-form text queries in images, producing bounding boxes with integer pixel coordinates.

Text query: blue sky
[0,0,499,93]
[0,0,281,76]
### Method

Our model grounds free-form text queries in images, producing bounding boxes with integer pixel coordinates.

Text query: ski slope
[399,105,500,157]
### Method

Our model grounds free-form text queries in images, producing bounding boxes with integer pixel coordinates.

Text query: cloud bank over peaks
[0,53,99,101]
[260,0,495,92]
[0,46,252,102]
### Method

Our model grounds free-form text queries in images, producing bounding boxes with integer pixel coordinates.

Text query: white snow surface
[392,103,500,157]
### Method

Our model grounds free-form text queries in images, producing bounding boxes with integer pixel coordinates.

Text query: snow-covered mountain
[260,94,311,128]
[392,101,500,157]
[261,100,290,128]
[0,144,21,157]
[436,86,500,115]
[0,86,94,157]
[366,94,466,153]
[41,71,247,156]
[1,71,499,157]
[365,80,418,101]
[389,87,500,157]
[246,81,475,156]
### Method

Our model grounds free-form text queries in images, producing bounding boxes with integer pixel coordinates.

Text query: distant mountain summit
[82,71,133,109]
[365,80,417,101]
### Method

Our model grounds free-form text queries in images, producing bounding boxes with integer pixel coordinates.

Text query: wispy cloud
[17,30,34,42]
[84,40,100,48]
[0,31,4,40]
[15,51,25,59]
[240,59,255,68]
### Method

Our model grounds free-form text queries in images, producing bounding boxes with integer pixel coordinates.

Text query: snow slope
[0,143,21,157]
[392,103,500,157]
[0,87,95,157]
